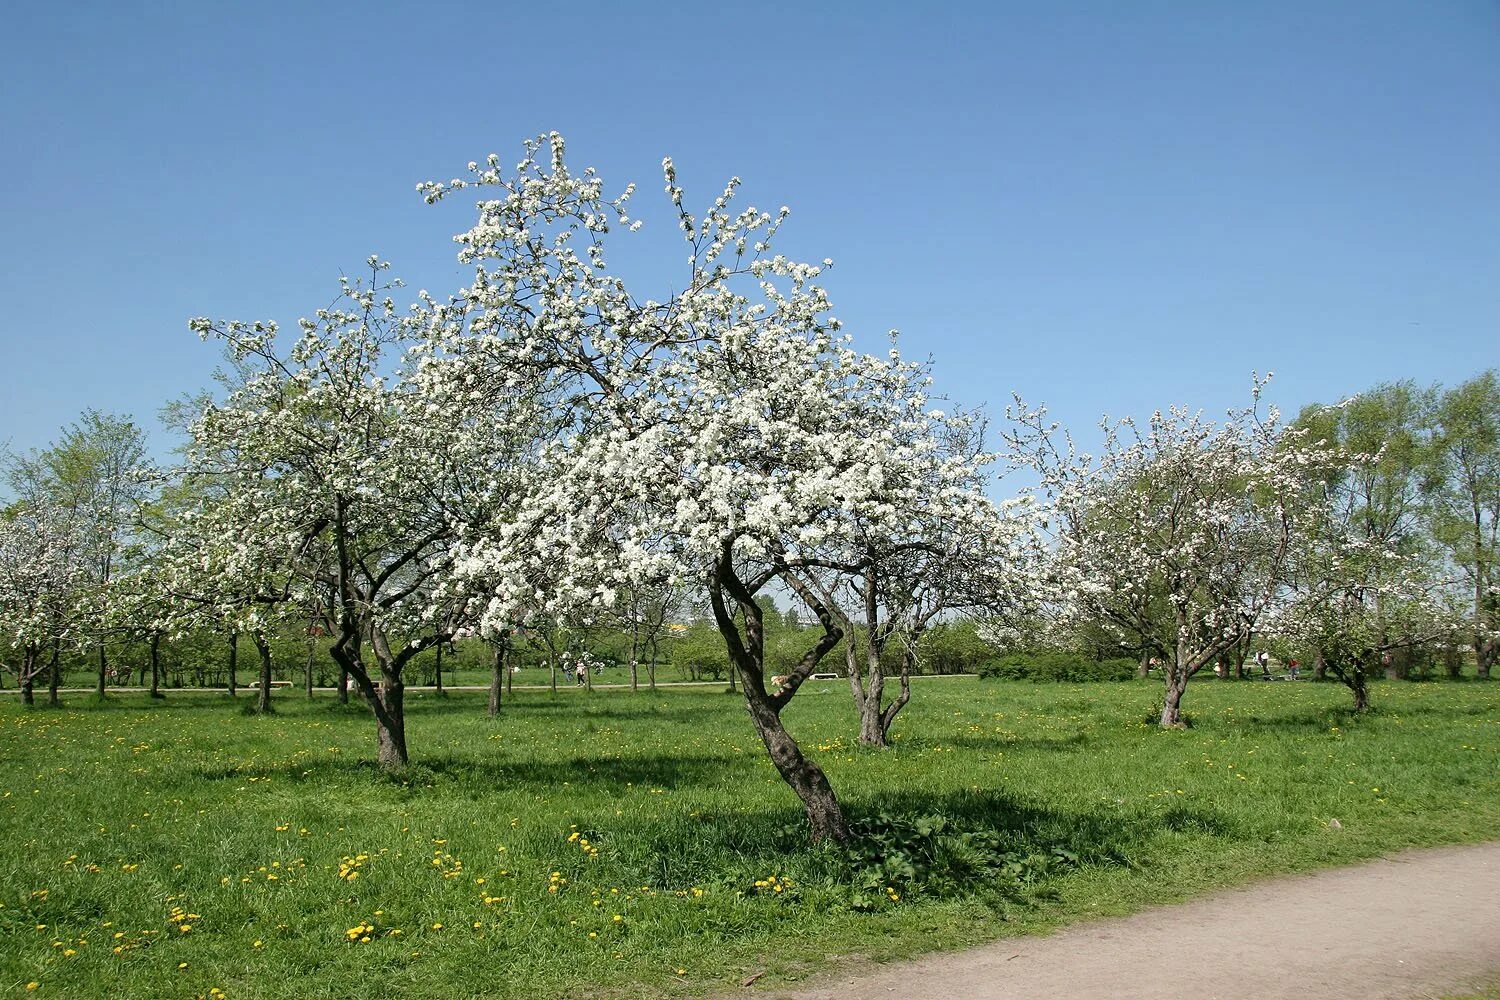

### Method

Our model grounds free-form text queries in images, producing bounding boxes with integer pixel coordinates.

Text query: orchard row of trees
[1003,371,1497,724]
[2,134,1495,842]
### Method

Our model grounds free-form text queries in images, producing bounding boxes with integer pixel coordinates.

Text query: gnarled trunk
[711,551,848,844]
[744,689,848,843]
[1475,633,1494,680]
[1159,668,1188,727]
[1351,668,1370,712]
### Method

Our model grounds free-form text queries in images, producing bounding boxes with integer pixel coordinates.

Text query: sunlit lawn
[2,676,1496,999]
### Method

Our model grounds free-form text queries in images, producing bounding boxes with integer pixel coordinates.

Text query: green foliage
[978,651,1138,682]
[844,811,1080,909]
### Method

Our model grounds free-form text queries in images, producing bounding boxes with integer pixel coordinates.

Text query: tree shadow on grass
[194,749,737,795]
[914,730,1096,754]
[607,784,1245,898]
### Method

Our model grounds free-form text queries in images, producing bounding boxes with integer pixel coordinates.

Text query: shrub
[978,651,1137,683]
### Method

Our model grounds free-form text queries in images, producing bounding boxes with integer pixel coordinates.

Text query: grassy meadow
[2,676,1497,999]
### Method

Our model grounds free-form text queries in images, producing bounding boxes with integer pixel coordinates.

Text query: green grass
[2,677,1496,999]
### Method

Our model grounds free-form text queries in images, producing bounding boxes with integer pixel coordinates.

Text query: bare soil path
[775,842,1500,1000]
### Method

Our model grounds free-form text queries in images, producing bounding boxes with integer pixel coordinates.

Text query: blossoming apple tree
[183,261,538,767]
[1008,379,1333,727]
[0,501,86,705]
[425,134,1027,841]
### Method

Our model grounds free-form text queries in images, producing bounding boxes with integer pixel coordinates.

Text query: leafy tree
[0,501,86,705]
[432,135,1018,842]
[1010,379,1332,727]
[5,411,149,695]
[1430,371,1500,678]
[183,261,536,768]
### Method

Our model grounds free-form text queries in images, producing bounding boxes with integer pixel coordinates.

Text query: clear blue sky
[2,0,1496,461]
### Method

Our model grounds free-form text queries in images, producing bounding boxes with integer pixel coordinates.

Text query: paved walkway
[779,843,1500,1000]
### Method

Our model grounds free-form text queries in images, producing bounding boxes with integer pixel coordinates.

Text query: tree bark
[1137,651,1151,679]
[20,650,36,706]
[227,632,239,697]
[338,664,349,704]
[1475,633,1494,680]
[149,634,163,699]
[710,551,848,844]
[1351,668,1370,712]
[1159,665,1189,727]
[879,649,915,742]
[96,645,106,697]
[374,681,408,768]
[304,639,315,698]
[254,633,274,714]
[1159,620,1193,727]
[488,639,506,718]
[434,642,444,696]
[47,641,61,707]
[744,688,848,843]
[856,641,889,748]
[1313,650,1327,681]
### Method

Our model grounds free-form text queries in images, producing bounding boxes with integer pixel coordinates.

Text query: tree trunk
[338,664,350,704]
[48,641,61,707]
[744,690,849,843]
[304,640,315,698]
[879,649,915,743]
[434,642,444,696]
[254,633,274,714]
[1351,667,1370,713]
[1314,650,1327,681]
[1159,662,1189,727]
[488,640,505,718]
[227,633,239,697]
[857,642,889,749]
[96,645,106,697]
[1137,651,1151,679]
[149,635,163,699]
[365,627,409,770]
[1474,633,1494,680]
[20,650,36,706]
[374,681,408,769]
[648,640,658,691]
[1159,626,1193,728]
[709,558,847,844]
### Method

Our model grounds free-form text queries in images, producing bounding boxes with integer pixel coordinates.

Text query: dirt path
[777,842,1500,1000]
